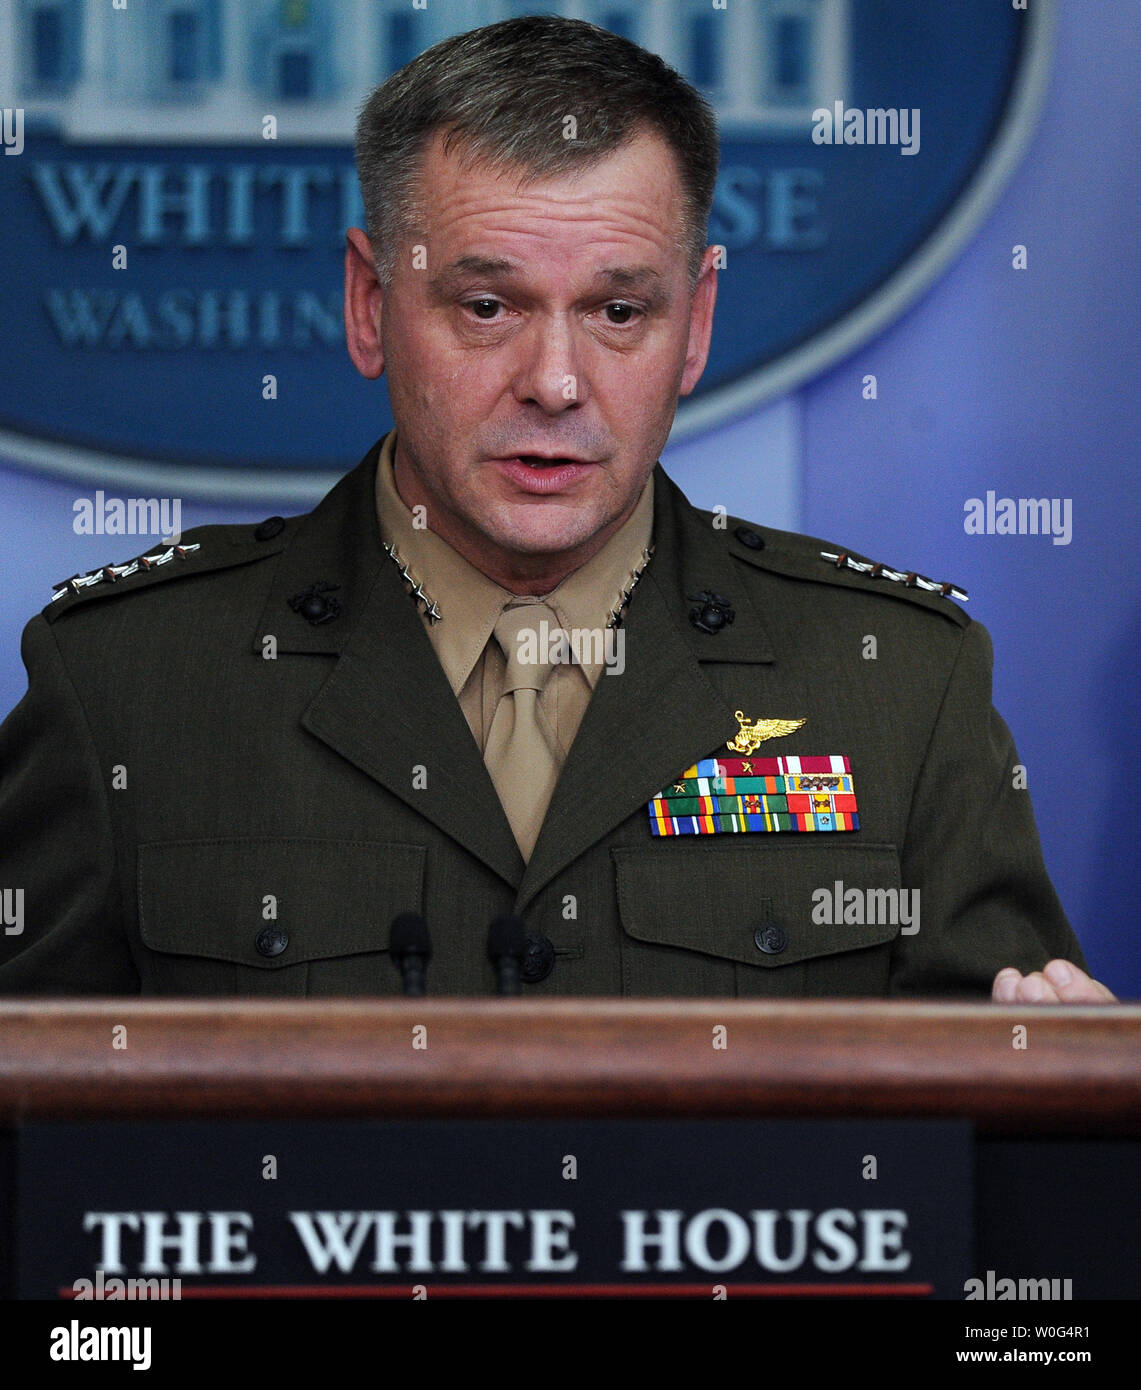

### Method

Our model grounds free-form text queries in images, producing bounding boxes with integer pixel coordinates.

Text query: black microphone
[389,913,432,997]
[487,915,528,996]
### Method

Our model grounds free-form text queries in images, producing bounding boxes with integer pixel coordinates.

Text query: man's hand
[992,959,1117,1003]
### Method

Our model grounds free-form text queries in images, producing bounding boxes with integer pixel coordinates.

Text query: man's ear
[344,227,386,380]
[678,243,720,398]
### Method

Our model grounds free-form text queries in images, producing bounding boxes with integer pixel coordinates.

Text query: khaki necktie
[485,601,562,861]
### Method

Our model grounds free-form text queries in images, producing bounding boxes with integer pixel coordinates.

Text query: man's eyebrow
[427,256,519,298]
[587,266,673,311]
[591,266,667,295]
[426,258,671,306]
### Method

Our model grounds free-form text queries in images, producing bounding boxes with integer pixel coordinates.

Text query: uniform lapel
[254,439,523,890]
[516,464,778,914]
[254,445,782,902]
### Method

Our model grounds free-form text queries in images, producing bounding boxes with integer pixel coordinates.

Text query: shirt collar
[374,431,656,692]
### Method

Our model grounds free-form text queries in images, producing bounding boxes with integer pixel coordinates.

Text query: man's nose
[510,314,586,414]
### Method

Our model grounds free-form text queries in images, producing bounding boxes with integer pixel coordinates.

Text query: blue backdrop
[793,1,1141,996]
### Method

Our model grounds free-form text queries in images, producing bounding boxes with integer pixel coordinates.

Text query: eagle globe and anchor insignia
[0,0,1055,501]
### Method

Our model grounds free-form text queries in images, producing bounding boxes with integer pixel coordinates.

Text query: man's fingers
[1042,958,1118,1002]
[991,967,1060,1002]
[1015,971,1061,1003]
[992,968,1021,1002]
[992,960,1118,1003]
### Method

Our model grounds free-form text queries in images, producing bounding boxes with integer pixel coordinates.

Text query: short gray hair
[354,14,719,289]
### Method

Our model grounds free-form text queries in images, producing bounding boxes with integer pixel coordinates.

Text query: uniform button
[521,932,556,984]
[734,526,765,550]
[255,924,289,958]
[254,516,285,541]
[754,923,787,954]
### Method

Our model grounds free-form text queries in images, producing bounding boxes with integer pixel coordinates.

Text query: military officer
[0,16,1114,1002]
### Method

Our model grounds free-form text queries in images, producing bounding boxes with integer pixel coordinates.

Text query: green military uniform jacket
[0,438,1085,997]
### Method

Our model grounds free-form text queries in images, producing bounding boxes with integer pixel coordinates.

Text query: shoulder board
[42,514,299,625]
[723,518,971,629]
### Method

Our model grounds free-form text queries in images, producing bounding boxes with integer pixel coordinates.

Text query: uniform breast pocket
[136,838,426,996]
[612,842,904,997]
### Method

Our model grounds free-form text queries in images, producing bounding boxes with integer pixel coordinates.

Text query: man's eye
[467,298,502,319]
[603,302,638,325]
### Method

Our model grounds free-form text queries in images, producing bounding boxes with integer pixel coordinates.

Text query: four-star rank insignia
[649,711,859,836]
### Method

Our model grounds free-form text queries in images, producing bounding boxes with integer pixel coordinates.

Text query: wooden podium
[1,1001,1138,1129]
[2,1002,1139,1300]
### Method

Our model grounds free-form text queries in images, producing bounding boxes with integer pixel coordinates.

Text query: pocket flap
[612,842,905,967]
[138,838,426,968]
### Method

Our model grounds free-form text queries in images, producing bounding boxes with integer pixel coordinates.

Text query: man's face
[346,126,718,589]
